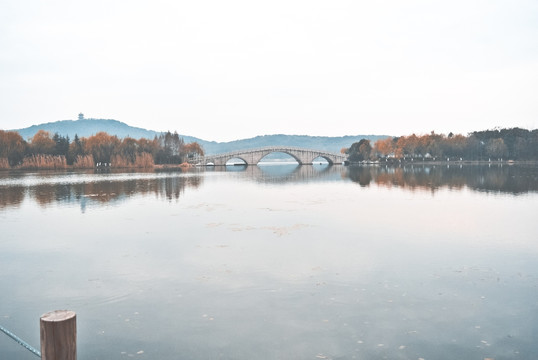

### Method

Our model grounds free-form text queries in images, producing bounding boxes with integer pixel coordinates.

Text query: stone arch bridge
[195,146,347,166]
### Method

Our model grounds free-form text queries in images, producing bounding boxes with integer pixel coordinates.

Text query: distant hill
[14,118,161,141]
[205,134,388,155]
[11,118,388,155]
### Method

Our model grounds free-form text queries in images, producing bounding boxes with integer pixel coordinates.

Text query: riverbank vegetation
[0,130,204,169]
[344,127,538,163]
[2,126,537,169]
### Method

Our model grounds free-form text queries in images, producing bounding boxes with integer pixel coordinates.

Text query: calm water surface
[1,164,537,360]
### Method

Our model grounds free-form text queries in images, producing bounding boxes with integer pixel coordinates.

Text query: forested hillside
[11,119,386,154]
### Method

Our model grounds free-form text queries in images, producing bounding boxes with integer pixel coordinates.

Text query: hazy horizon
[10,116,394,144]
[1,1,537,142]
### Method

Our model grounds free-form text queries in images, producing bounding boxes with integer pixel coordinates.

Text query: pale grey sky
[1,0,537,141]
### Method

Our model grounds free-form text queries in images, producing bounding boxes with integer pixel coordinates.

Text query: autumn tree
[0,130,27,166]
[394,137,406,158]
[425,131,445,159]
[184,142,205,159]
[84,132,120,164]
[117,137,139,164]
[137,137,159,156]
[29,130,56,155]
[395,133,422,158]
[347,139,372,162]
[373,137,394,158]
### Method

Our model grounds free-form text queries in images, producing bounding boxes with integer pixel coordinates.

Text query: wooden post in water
[40,310,77,360]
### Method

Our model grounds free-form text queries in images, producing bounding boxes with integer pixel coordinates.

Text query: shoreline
[0,162,196,172]
[347,159,538,166]
[2,160,538,171]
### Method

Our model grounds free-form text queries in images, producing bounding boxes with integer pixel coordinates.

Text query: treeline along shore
[343,127,538,163]
[1,127,537,170]
[0,130,204,170]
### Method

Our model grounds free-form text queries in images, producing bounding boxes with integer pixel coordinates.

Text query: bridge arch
[199,146,347,166]
[312,155,335,165]
[225,157,248,166]
[258,151,301,164]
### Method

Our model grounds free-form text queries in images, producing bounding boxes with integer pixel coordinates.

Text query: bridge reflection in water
[215,163,344,183]
[0,164,536,211]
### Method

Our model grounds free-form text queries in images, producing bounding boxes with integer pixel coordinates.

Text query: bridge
[194,146,347,166]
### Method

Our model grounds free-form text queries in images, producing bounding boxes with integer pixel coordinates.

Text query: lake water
[1,164,537,360]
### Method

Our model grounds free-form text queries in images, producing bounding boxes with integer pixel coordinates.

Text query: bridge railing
[201,146,347,160]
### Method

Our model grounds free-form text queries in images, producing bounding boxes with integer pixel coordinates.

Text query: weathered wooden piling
[40,310,77,360]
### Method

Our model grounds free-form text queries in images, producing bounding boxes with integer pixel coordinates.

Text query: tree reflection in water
[0,185,25,209]
[345,164,538,195]
[0,165,537,210]
[0,170,203,211]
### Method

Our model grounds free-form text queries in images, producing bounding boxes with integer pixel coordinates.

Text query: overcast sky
[1,0,537,142]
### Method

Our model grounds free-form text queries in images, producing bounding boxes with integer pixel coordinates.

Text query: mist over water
[1,164,537,359]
